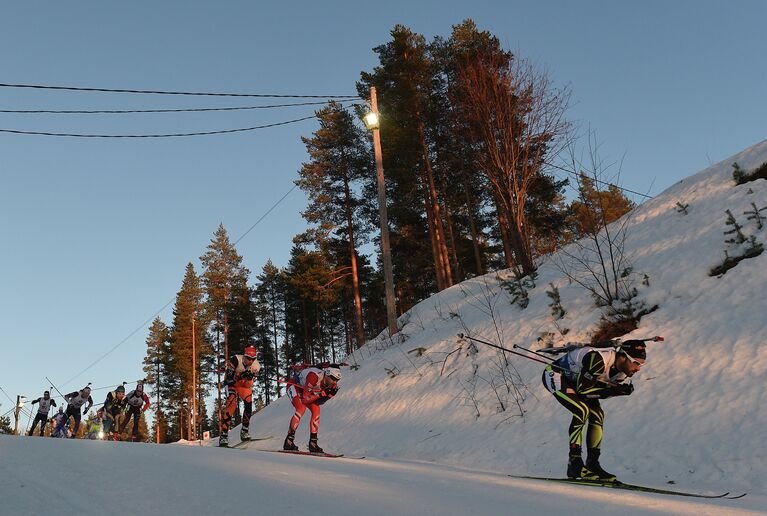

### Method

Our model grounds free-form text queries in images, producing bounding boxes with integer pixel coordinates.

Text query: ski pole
[457,333,555,367]
[45,376,68,401]
[512,343,557,362]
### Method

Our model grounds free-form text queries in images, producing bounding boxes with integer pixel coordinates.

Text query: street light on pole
[364,87,398,337]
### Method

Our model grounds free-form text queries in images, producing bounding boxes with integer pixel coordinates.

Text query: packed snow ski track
[0,436,760,516]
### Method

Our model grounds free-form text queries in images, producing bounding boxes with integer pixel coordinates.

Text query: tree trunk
[462,171,484,276]
[439,171,461,281]
[419,122,453,288]
[271,289,281,398]
[341,171,366,349]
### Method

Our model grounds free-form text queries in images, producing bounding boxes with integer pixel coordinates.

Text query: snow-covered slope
[247,139,767,495]
[2,434,761,515]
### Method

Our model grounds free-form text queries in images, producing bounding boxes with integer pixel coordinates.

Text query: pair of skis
[507,474,747,499]
[224,436,363,458]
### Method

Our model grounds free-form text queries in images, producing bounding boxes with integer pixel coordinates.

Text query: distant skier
[86,410,104,439]
[50,406,69,438]
[283,364,341,453]
[122,381,150,442]
[103,384,127,440]
[28,390,57,436]
[63,384,94,438]
[542,339,647,481]
[219,345,261,447]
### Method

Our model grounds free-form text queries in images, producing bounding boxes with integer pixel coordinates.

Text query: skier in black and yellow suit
[542,340,646,481]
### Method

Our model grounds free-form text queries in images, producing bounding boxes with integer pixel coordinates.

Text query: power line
[233,184,297,245]
[0,114,320,138]
[0,99,358,114]
[544,160,654,200]
[61,299,174,389]
[60,183,298,387]
[0,82,361,99]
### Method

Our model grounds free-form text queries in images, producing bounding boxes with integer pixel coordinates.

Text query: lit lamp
[363,111,380,130]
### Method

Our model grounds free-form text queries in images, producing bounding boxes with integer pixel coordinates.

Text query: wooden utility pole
[155,359,161,444]
[191,313,197,441]
[13,395,22,435]
[369,87,398,337]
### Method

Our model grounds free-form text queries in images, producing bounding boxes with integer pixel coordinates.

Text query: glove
[613,383,634,396]
[241,370,255,381]
[324,385,338,397]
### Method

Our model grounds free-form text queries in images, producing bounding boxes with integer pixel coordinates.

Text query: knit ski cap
[116,385,126,394]
[619,340,647,361]
[136,380,144,391]
[244,346,257,359]
[44,390,50,396]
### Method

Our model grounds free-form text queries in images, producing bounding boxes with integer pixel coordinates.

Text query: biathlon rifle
[537,335,665,355]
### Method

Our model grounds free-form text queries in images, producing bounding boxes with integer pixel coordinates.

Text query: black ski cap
[620,340,647,361]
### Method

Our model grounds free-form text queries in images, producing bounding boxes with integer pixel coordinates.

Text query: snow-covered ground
[2,140,766,515]
[245,139,767,497]
[0,435,762,515]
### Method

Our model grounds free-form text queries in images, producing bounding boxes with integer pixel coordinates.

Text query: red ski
[267,450,364,459]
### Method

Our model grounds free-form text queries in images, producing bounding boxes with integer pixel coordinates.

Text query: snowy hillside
[3,140,766,516]
[246,139,767,495]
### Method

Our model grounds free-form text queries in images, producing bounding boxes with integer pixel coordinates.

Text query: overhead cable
[0,99,357,114]
[0,114,321,138]
[0,82,361,99]
[60,183,298,387]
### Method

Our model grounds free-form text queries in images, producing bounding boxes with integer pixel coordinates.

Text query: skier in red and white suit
[283,365,341,453]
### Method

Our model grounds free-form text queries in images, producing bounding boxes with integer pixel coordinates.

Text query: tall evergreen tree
[358,24,454,308]
[142,317,171,444]
[169,263,209,441]
[296,102,372,350]
[199,224,249,431]
[255,260,285,399]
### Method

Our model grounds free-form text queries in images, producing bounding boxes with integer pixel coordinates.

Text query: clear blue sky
[1,1,765,419]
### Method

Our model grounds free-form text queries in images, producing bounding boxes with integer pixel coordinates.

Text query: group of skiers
[25,335,646,480]
[217,344,343,453]
[27,381,150,441]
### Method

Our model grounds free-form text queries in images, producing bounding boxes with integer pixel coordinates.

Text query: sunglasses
[624,353,645,367]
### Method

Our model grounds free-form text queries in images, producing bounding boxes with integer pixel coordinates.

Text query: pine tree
[142,317,171,443]
[255,260,286,399]
[169,263,208,441]
[358,24,453,309]
[296,102,372,350]
[199,224,250,432]
[568,173,636,239]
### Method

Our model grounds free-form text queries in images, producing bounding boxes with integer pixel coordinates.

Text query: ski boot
[567,455,585,479]
[283,432,299,451]
[308,433,324,454]
[582,449,616,482]
[240,426,250,442]
[219,432,229,447]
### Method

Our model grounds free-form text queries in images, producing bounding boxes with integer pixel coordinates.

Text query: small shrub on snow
[732,161,767,185]
[710,209,765,277]
[744,202,767,230]
[675,201,690,215]
[546,283,566,320]
[499,272,537,309]
[724,209,747,244]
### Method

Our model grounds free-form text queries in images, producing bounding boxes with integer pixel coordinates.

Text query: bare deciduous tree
[556,134,636,309]
[457,55,571,276]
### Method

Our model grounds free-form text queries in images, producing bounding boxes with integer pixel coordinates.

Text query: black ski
[222,436,273,449]
[507,475,746,499]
